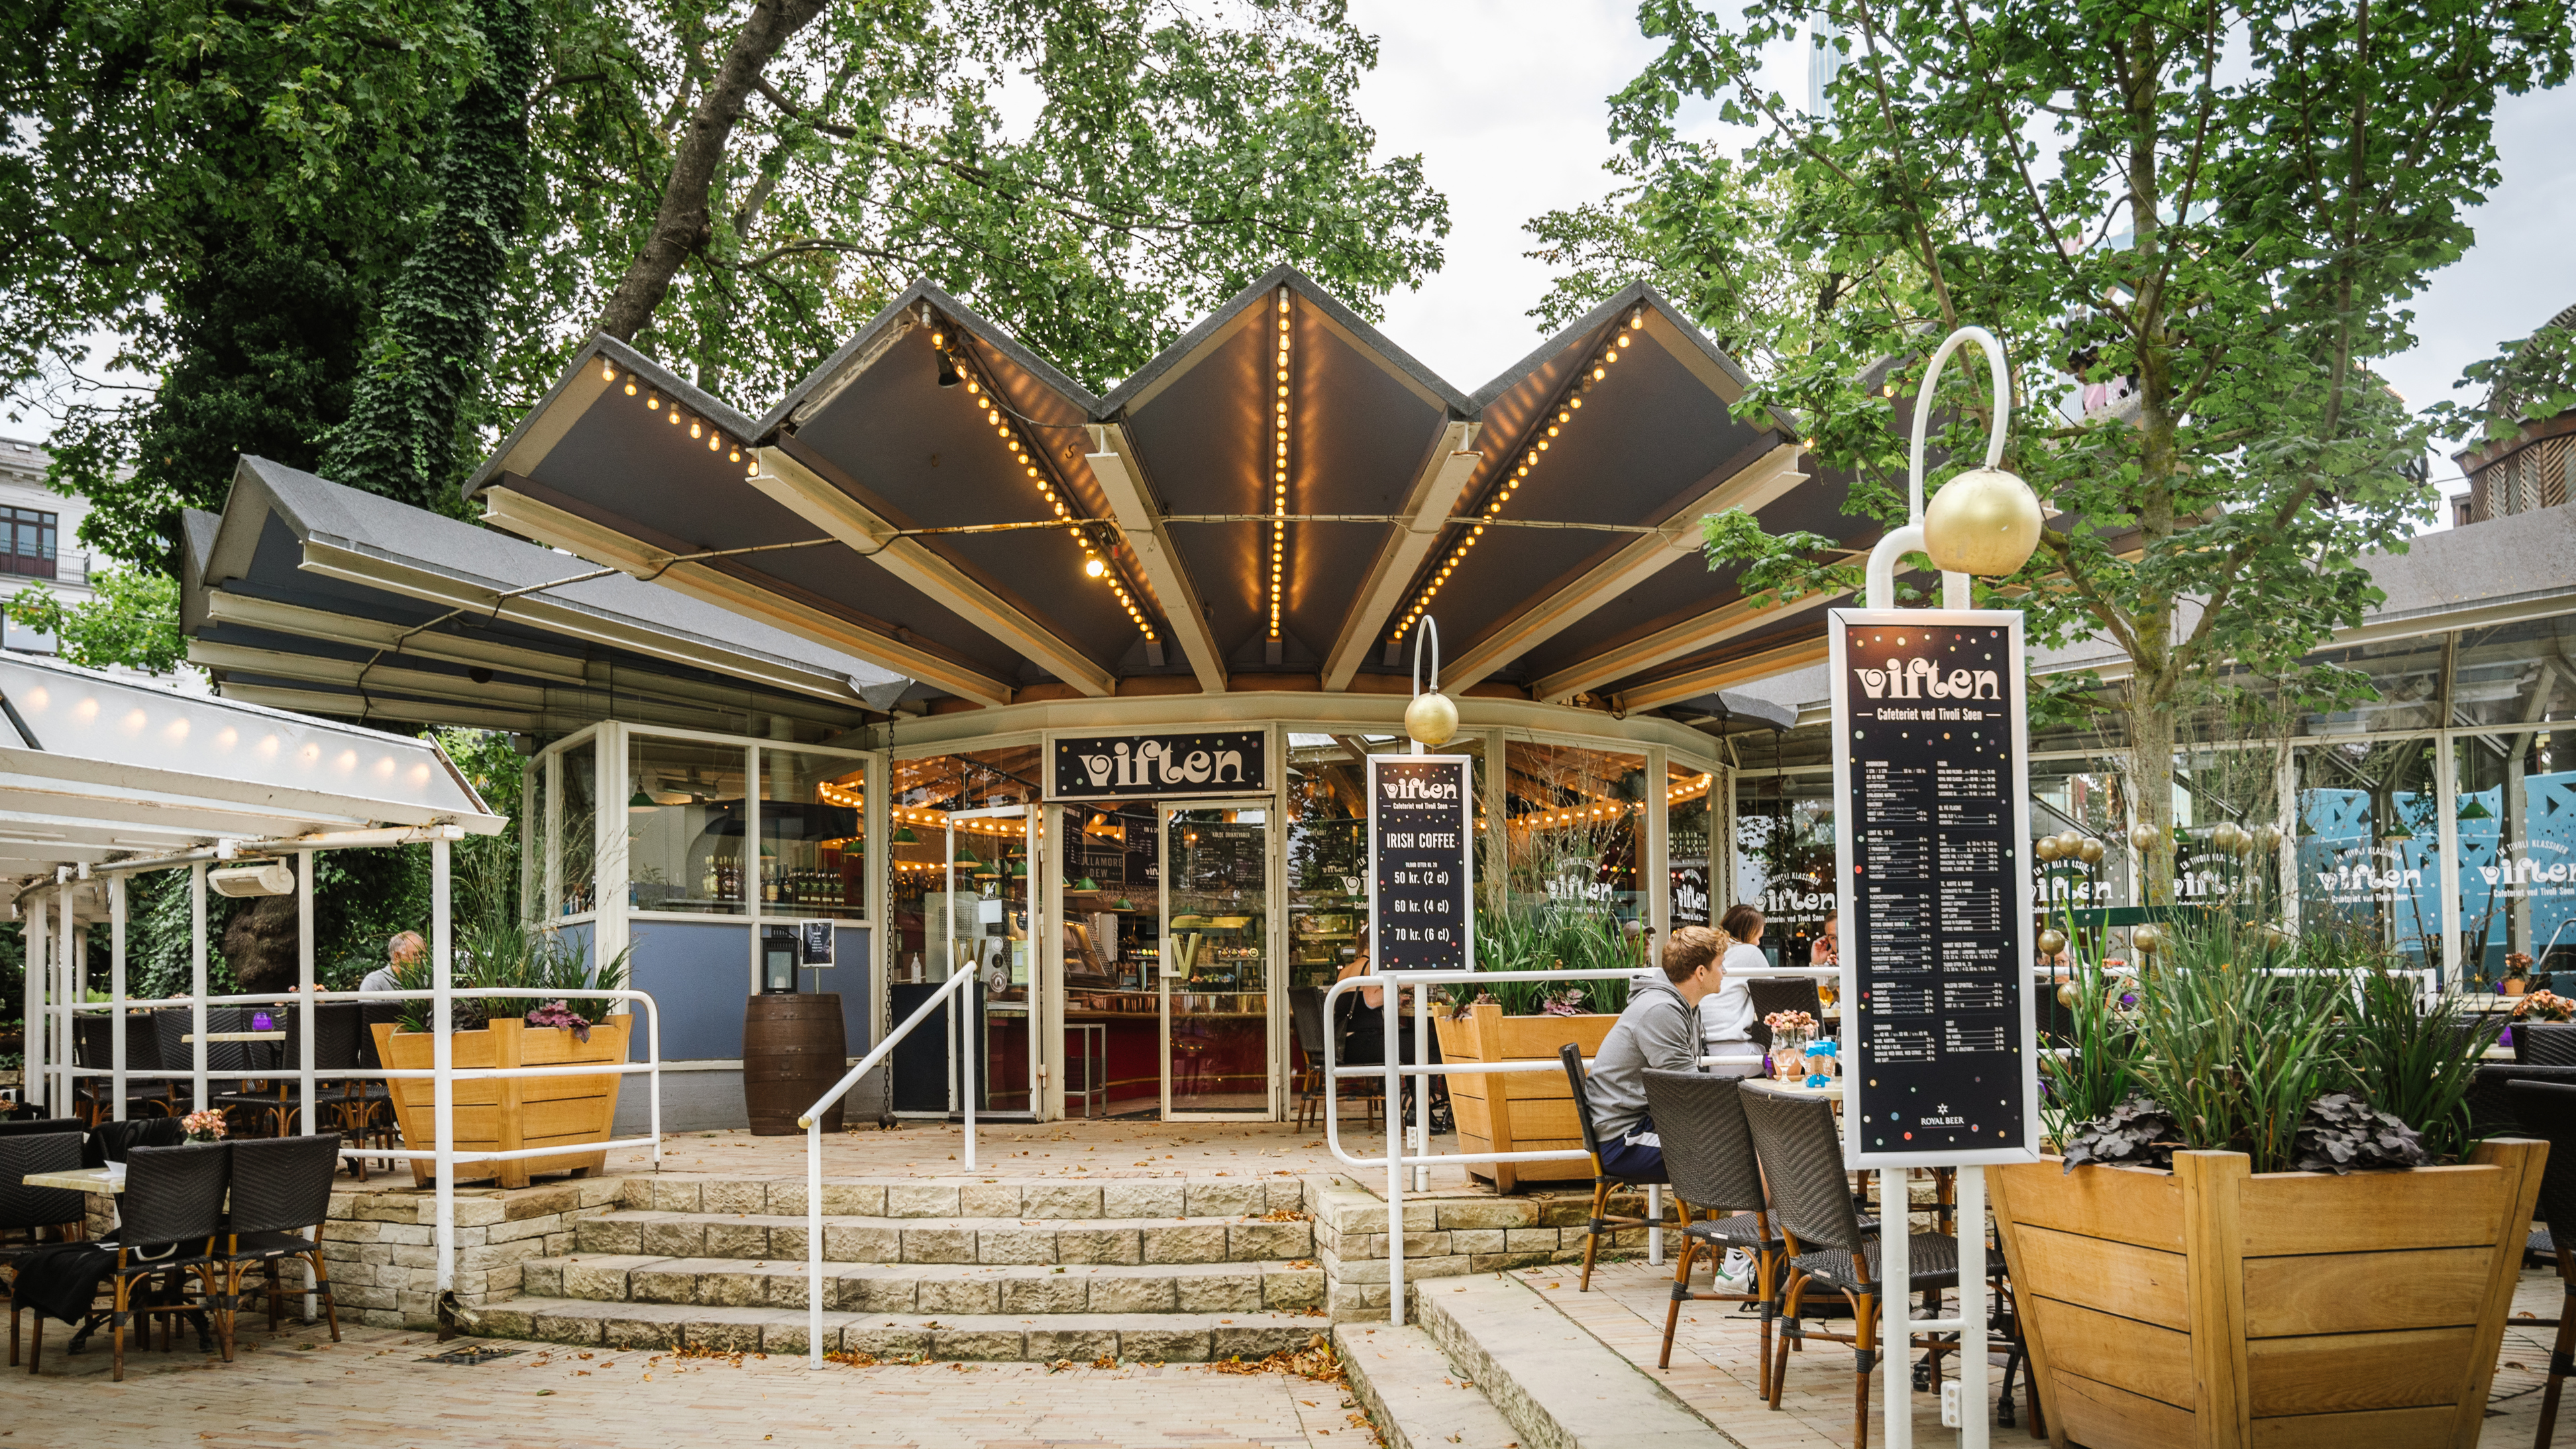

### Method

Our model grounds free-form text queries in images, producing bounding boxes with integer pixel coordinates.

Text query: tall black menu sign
[1830,610,2040,1167]
[1368,755,1474,972]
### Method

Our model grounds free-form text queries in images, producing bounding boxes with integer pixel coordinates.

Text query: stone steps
[527,1252,1323,1315]
[1419,1273,1730,1449]
[625,1175,1309,1221]
[572,1210,1314,1265]
[465,1295,1332,1362]
[1333,1321,1523,1449]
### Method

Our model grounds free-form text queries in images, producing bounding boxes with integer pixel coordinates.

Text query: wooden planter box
[1990,1140,2546,1448]
[1432,1002,1617,1192]
[372,1015,632,1189]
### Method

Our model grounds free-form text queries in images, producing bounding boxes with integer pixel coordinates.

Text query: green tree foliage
[2,566,185,674]
[1592,0,2571,899]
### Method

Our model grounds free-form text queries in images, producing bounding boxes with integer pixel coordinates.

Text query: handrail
[802,967,980,1367]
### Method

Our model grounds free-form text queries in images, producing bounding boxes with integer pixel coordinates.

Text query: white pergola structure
[0,651,606,1312]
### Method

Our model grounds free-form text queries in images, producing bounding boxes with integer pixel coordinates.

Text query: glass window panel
[2455,727,2576,987]
[2171,743,2290,910]
[553,738,598,918]
[2299,637,2447,735]
[2294,738,2440,968]
[889,748,1042,983]
[624,735,750,915]
[2029,759,2131,915]
[758,747,867,918]
[1732,770,1837,968]
[2448,618,2576,730]
[1283,733,1484,988]
[1503,739,1647,928]
[1666,761,1716,928]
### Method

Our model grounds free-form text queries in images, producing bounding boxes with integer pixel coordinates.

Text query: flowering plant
[2516,990,2575,1023]
[1762,1010,1817,1034]
[1537,987,1594,1017]
[181,1110,227,1142]
[525,1000,594,1042]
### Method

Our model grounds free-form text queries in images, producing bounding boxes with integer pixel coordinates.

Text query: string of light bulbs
[601,359,749,470]
[1391,305,1649,645]
[930,322,1160,646]
[1271,286,1291,643]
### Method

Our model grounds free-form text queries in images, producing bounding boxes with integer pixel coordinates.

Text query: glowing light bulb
[600,361,615,382]
[1084,557,1106,578]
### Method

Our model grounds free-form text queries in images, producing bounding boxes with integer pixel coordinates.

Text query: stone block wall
[1311,1179,1661,1319]
[320,1178,624,1329]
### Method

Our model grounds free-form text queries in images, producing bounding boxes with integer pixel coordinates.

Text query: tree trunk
[594,0,830,342]
[221,894,303,995]
[318,0,539,511]
[2127,688,2178,907]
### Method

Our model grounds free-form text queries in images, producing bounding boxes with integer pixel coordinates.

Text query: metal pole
[433,835,456,1312]
[961,970,976,1174]
[1384,974,1403,1326]
[191,863,209,1112]
[806,1118,824,1368]
[298,849,320,1321]
[1411,981,1429,1194]
[18,890,38,1116]
[1881,1165,1913,1449]
[1956,1164,1990,1449]
[56,879,74,1117]
[110,876,126,1122]
[1648,1183,1664,1267]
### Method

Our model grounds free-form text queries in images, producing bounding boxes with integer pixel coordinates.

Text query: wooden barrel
[742,994,847,1135]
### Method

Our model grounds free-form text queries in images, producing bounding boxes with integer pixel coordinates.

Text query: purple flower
[525,1000,593,1042]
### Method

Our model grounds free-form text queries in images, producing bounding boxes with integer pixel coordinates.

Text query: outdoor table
[23,1164,122,1195]
[182,1031,287,1043]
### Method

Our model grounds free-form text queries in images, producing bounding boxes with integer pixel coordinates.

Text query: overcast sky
[1344,0,2576,515]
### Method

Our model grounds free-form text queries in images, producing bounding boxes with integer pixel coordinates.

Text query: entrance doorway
[888,804,1037,1118]
[1159,804,1274,1116]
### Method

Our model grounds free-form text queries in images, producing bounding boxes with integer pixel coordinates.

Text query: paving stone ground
[1515,1255,2567,1448]
[0,1319,1386,1449]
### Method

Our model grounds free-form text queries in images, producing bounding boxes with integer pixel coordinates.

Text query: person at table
[1698,906,1766,1065]
[1334,955,1451,1131]
[360,931,425,997]
[1809,914,1839,967]
[1587,924,1733,1181]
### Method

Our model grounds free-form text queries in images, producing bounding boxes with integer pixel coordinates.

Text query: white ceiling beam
[750,447,1115,698]
[1611,636,1832,714]
[474,486,1012,707]
[1322,420,1482,692]
[1086,423,1226,694]
[201,590,589,685]
[1444,443,1805,692]
[1529,587,1843,702]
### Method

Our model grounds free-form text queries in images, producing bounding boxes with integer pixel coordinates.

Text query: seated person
[1334,957,1450,1130]
[1585,924,1732,1180]
[1698,904,1765,1061]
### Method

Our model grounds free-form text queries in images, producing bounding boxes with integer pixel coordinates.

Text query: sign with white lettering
[1048,731,1267,800]
[1368,755,1473,972]
[796,919,835,967]
[1829,610,2040,1168]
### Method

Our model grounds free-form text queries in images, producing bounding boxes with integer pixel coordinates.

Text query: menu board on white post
[1367,755,1474,973]
[1829,610,2041,1168]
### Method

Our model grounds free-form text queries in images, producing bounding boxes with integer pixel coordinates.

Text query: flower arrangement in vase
[181,1109,227,1142]
[2515,989,2574,1023]
[1764,1009,1818,1083]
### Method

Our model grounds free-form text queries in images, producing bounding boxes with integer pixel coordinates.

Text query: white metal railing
[799,967,980,1366]
[22,837,663,1326]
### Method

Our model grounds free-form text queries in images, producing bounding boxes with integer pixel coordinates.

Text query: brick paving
[0,1320,1385,1448]
[1515,1255,2567,1447]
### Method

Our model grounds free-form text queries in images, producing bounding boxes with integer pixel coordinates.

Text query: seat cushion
[223,1229,319,1261]
[1789,1232,1961,1295]
[1682,1212,1766,1250]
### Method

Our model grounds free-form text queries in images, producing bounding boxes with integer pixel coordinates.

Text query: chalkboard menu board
[1368,755,1473,972]
[1829,610,2040,1167]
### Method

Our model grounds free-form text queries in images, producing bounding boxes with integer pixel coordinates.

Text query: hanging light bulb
[936,352,960,388]
[1083,556,1106,579]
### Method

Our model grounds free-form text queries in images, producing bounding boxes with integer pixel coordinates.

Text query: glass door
[947,805,1038,1117]
[1159,803,1273,1117]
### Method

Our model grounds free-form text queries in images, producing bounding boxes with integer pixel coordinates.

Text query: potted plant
[2502,949,2536,997]
[372,920,634,1189]
[1994,925,2539,1448]
[1436,908,1634,1191]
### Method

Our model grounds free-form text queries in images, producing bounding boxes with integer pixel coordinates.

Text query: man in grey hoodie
[1585,924,1732,1180]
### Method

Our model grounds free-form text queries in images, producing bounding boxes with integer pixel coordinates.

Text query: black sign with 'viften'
[1829,610,2040,1168]
[1368,755,1473,972]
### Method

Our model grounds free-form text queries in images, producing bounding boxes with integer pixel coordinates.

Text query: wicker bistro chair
[218,1134,343,1349]
[0,1118,85,1141]
[2522,1022,2576,1067]
[1642,1068,1783,1381]
[2508,1079,2576,1448]
[2,1132,89,1371]
[101,1141,232,1380]
[71,1015,174,1125]
[1558,1043,1670,1292]
[1740,1081,1961,1449]
[1745,979,1827,1050]
[1289,989,1381,1130]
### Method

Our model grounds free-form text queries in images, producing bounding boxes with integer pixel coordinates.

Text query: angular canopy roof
[466,269,1875,718]
[184,457,912,737]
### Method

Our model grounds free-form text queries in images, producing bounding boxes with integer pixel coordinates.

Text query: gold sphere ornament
[2132,922,2167,955]
[2056,980,2080,1008]
[2037,928,2068,957]
[2055,830,2084,858]
[2210,822,2243,853]
[2035,835,2063,862]
[1923,466,2046,576]
[2076,837,2107,865]
[2129,821,2163,853]
[2251,824,2284,855]
[1405,690,1460,749]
